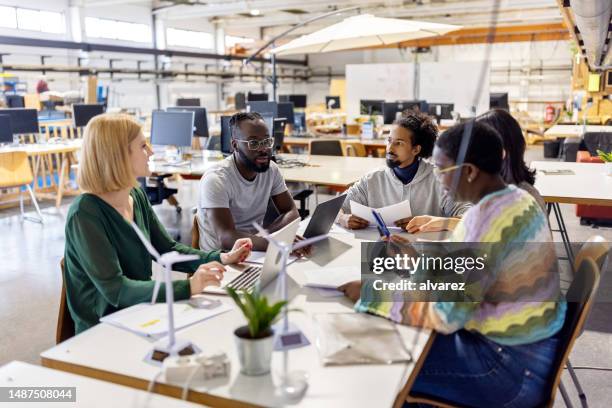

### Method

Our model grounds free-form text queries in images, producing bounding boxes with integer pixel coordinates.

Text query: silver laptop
[203,218,300,294]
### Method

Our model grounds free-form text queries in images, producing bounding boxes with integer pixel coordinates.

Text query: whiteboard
[346,63,414,119]
[345,61,490,119]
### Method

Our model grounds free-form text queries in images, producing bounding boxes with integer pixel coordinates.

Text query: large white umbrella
[270,14,461,56]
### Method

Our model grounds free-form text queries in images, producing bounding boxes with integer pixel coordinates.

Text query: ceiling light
[250,9,261,16]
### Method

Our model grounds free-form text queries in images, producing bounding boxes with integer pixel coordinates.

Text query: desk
[0,361,204,408]
[0,140,82,208]
[543,125,612,139]
[41,226,433,408]
[283,137,387,157]
[533,161,612,264]
[149,152,385,189]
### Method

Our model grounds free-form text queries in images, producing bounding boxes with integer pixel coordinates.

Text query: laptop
[203,218,300,294]
[302,194,347,239]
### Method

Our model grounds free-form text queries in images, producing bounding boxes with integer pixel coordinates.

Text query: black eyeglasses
[234,138,274,151]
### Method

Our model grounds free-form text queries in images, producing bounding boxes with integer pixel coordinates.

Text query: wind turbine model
[130,222,201,363]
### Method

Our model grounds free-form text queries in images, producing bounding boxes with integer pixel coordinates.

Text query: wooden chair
[191,215,200,249]
[56,258,75,344]
[399,252,606,408]
[0,151,43,223]
[341,141,367,157]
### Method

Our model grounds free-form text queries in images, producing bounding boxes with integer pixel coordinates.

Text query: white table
[533,161,612,265]
[41,226,434,408]
[543,124,612,139]
[0,361,204,408]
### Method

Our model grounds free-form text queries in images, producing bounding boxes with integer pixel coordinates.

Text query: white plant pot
[605,162,612,176]
[234,326,274,376]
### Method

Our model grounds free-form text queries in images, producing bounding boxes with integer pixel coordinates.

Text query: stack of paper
[101,301,231,338]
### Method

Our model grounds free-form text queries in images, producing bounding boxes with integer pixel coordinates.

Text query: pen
[372,210,390,238]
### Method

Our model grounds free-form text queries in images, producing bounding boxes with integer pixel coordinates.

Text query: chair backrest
[341,141,367,157]
[191,215,200,249]
[574,235,610,274]
[310,140,344,156]
[0,151,34,189]
[583,132,612,157]
[56,258,75,344]
[545,257,600,407]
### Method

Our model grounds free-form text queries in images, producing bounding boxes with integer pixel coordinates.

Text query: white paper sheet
[350,200,411,225]
[100,301,231,337]
[303,266,361,289]
[246,251,298,265]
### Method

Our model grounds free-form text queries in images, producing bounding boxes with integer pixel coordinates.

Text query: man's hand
[291,235,312,258]
[405,216,457,233]
[394,217,413,229]
[338,213,370,230]
[338,280,362,303]
[189,262,226,295]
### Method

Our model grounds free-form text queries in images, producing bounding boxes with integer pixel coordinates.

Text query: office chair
[139,176,181,213]
[56,258,75,344]
[0,151,43,223]
[310,140,344,156]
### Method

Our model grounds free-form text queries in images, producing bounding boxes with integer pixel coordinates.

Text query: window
[166,28,214,49]
[85,17,151,43]
[225,35,254,48]
[0,6,17,29]
[40,11,64,34]
[14,8,64,33]
[16,8,41,31]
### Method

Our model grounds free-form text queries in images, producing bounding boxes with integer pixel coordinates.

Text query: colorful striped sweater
[355,185,566,346]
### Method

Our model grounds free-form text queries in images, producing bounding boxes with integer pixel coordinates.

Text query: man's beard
[237,148,270,173]
[386,154,400,169]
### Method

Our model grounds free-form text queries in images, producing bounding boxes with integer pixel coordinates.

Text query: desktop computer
[2,108,39,135]
[6,95,25,108]
[247,101,277,117]
[73,104,105,128]
[150,111,194,148]
[294,112,306,133]
[489,93,509,111]
[235,92,247,110]
[277,102,295,126]
[427,103,454,123]
[360,100,385,116]
[279,94,307,109]
[220,116,233,155]
[0,115,13,144]
[247,92,269,102]
[167,107,209,138]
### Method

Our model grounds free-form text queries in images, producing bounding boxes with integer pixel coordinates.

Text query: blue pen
[371,210,390,238]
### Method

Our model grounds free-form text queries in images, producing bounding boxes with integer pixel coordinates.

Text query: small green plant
[597,149,612,163]
[227,287,286,339]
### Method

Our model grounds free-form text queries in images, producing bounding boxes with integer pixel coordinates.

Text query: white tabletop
[532,161,612,206]
[149,153,386,188]
[41,226,434,408]
[543,124,612,139]
[0,139,82,155]
[0,361,204,408]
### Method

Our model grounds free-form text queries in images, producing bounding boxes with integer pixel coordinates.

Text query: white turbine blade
[130,222,161,260]
[151,274,161,304]
[160,252,200,265]
[291,234,328,251]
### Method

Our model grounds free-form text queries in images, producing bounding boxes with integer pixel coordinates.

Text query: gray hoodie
[341,159,470,218]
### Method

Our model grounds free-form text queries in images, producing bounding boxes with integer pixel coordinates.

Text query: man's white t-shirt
[197,154,288,251]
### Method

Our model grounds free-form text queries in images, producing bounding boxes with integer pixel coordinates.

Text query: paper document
[304,266,360,289]
[101,301,231,337]
[246,251,298,265]
[350,200,411,225]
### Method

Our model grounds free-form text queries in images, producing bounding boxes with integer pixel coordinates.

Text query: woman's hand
[220,238,253,265]
[338,280,362,303]
[189,262,226,295]
[405,216,458,233]
[338,213,370,230]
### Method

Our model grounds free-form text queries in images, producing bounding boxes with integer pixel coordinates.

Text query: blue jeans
[405,330,559,408]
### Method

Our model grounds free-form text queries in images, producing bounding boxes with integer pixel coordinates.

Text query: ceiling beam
[370,23,569,48]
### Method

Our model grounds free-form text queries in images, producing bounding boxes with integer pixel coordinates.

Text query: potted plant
[596,150,612,176]
[227,287,286,376]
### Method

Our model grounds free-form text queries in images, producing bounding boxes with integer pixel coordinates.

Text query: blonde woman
[64,114,251,335]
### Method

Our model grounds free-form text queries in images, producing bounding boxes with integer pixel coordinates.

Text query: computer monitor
[247,101,277,117]
[247,92,269,102]
[360,99,385,115]
[167,106,209,138]
[150,111,194,147]
[235,92,246,110]
[72,104,105,128]
[326,96,341,110]
[489,93,509,111]
[176,98,201,107]
[2,108,39,135]
[428,103,454,121]
[272,118,286,152]
[0,114,12,144]
[279,94,307,108]
[220,116,233,155]
[294,112,306,132]
[382,101,428,124]
[277,102,295,126]
[6,95,25,108]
